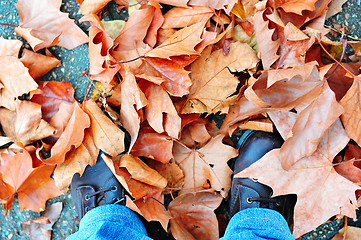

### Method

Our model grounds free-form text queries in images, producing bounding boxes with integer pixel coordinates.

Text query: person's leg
[220,208,294,240]
[227,130,296,240]
[67,152,151,240]
[66,204,151,240]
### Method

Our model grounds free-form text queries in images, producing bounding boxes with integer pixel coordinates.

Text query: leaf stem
[0,23,18,28]
[317,33,356,78]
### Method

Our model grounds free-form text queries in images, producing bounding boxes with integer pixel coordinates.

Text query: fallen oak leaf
[15,0,88,51]
[236,119,360,238]
[83,99,125,156]
[168,191,223,240]
[173,134,238,197]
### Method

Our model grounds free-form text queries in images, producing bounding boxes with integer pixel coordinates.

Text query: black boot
[70,152,126,219]
[230,130,296,227]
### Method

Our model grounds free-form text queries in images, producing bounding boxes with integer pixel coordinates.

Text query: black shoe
[230,130,297,227]
[70,152,126,219]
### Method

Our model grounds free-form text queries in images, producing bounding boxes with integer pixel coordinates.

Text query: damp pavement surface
[1,0,361,239]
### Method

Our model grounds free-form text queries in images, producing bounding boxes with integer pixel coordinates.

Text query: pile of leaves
[1,0,361,239]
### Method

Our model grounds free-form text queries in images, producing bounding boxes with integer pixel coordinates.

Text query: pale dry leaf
[84,99,125,156]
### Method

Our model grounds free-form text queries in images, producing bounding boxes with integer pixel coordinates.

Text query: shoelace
[247,197,281,206]
[84,186,125,212]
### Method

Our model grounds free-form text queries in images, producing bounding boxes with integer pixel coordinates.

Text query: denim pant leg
[66,204,152,240]
[220,208,295,240]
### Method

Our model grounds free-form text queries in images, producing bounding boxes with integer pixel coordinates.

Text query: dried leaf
[173,134,237,197]
[15,0,88,51]
[169,192,223,240]
[162,6,213,29]
[83,99,125,156]
[0,37,22,57]
[236,120,360,238]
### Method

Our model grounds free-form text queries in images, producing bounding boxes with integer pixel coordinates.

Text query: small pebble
[345,13,350,20]
[7,233,12,239]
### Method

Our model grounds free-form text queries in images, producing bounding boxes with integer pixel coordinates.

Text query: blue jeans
[66,205,294,240]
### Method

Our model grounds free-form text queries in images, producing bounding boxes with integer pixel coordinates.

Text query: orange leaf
[83,99,125,156]
[15,0,88,51]
[40,102,90,165]
[189,42,258,112]
[137,55,197,96]
[236,120,360,238]
[20,49,61,80]
[0,56,38,110]
[145,22,205,59]
[173,134,237,197]
[340,75,361,146]
[168,192,223,240]
[0,37,22,57]
[117,154,167,189]
[132,125,174,163]
[279,82,343,170]
[53,129,98,192]
[119,71,148,149]
[162,6,213,29]
[0,101,55,146]
[31,81,75,122]
[142,82,181,139]
[0,149,61,212]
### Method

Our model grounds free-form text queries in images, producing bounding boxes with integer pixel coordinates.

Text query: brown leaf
[162,6,213,29]
[31,81,75,122]
[333,226,361,240]
[40,102,90,165]
[21,202,62,240]
[252,10,280,69]
[188,0,238,14]
[0,149,62,212]
[147,160,185,191]
[180,118,212,147]
[145,22,205,59]
[79,0,112,14]
[117,154,167,189]
[173,134,237,197]
[340,75,361,146]
[144,3,164,48]
[119,71,148,149]
[15,0,88,51]
[83,99,125,156]
[134,191,170,230]
[0,56,38,110]
[80,14,117,88]
[168,192,223,240]
[0,101,55,146]
[142,82,181,139]
[189,43,258,112]
[137,55,197,96]
[279,82,343,170]
[53,129,98,192]
[20,49,61,80]
[131,125,174,163]
[0,37,22,57]
[236,120,360,238]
